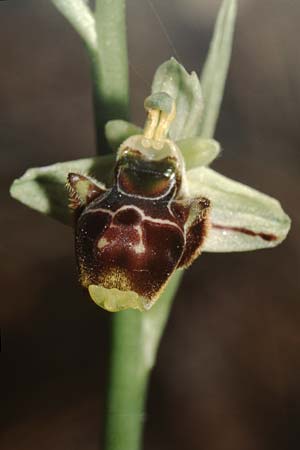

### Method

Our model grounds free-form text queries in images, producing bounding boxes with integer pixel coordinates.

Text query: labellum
[68,92,210,311]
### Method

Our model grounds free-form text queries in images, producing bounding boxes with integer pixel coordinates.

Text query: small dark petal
[176,197,210,268]
[67,172,106,208]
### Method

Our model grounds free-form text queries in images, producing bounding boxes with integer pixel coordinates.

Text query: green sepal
[10,154,115,225]
[151,57,203,141]
[187,166,291,252]
[105,120,142,151]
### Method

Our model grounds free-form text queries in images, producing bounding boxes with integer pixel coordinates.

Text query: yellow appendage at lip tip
[88,284,146,312]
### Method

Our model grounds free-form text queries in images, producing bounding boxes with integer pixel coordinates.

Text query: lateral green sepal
[187,166,291,252]
[10,154,115,225]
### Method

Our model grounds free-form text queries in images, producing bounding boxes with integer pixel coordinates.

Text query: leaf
[199,0,238,138]
[187,166,291,252]
[10,155,115,225]
[51,0,97,53]
[151,57,203,141]
[177,137,220,170]
[105,120,142,151]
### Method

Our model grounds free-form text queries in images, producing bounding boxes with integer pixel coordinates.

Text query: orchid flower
[10,58,290,312]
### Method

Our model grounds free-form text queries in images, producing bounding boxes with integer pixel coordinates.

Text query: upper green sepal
[151,57,203,141]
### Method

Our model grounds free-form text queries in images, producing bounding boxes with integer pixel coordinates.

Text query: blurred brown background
[1,0,299,449]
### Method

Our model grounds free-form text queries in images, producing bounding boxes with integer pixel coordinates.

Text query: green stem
[93,0,130,153]
[104,272,183,450]
[104,312,149,450]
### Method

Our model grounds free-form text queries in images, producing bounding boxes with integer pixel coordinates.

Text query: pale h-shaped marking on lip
[83,203,185,255]
[83,203,184,234]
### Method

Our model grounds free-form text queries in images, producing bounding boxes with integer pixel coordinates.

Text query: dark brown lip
[212,224,277,242]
